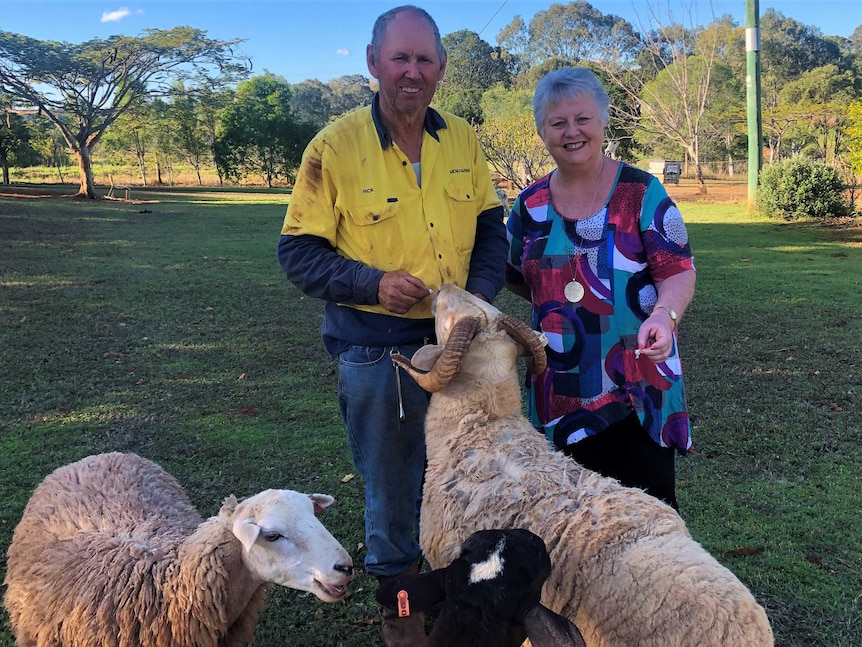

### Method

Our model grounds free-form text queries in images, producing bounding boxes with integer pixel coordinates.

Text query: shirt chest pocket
[340,200,405,269]
[444,182,478,253]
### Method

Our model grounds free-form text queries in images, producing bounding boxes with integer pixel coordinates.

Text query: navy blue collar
[370,93,447,149]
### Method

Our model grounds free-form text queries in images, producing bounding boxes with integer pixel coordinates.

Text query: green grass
[1,187,860,646]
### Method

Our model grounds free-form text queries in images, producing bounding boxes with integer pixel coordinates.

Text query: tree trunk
[55,162,65,183]
[76,145,97,199]
[695,163,707,195]
[2,159,9,185]
[134,132,148,186]
[137,150,148,186]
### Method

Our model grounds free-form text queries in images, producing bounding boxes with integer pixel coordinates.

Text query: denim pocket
[339,345,390,368]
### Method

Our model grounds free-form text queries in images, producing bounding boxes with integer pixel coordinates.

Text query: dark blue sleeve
[465,205,508,303]
[276,234,383,305]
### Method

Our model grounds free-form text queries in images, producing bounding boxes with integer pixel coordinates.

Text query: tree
[169,84,209,185]
[436,30,510,123]
[193,87,232,186]
[326,74,374,117]
[0,104,33,184]
[0,27,249,198]
[477,86,551,190]
[289,79,333,128]
[215,73,316,187]
[847,100,862,176]
[28,115,72,183]
[596,7,733,191]
[496,15,530,78]
[498,1,641,68]
[102,104,156,186]
[851,24,862,53]
[777,64,856,162]
[759,10,845,108]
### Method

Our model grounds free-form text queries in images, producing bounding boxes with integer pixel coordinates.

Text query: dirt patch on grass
[665,180,749,204]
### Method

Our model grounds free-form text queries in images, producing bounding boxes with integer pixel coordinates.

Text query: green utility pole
[746,0,763,212]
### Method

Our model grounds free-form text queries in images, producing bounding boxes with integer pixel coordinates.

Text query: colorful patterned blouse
[506,163,695,454]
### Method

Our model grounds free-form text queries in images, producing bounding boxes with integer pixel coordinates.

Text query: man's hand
[378,271,431,314]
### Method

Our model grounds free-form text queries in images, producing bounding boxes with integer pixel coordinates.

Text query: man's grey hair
[532,67,611,134]
[370,5,446,63]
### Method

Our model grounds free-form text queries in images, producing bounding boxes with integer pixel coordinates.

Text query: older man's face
[367,11,446,122]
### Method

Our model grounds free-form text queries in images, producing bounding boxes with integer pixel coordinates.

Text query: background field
[1,184,860,646]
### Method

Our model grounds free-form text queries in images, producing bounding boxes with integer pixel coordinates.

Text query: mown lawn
[1,185,860,646]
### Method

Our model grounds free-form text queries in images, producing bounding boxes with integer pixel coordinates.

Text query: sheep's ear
[233,519,262,553]
[410,345,443,371]
[308,493,335,513]
[522,604,586,647]
[375,570,446,614]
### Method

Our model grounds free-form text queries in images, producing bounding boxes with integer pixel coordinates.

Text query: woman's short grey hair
[370,5,446,63]
[533,67,611,134]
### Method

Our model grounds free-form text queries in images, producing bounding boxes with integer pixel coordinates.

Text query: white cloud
[101,7,132,23]
[336,49,350,56]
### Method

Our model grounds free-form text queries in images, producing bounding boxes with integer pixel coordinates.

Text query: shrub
[756,157,851,220]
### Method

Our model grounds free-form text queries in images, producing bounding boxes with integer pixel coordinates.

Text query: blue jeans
[338,343,429,577]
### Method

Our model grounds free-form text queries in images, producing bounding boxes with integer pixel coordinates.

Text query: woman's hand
[637,269,696,362]
[636,312,675,363]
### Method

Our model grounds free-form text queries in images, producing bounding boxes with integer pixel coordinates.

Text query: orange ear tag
[396,589,411,617]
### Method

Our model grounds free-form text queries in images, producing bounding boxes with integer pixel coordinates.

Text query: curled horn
[391,316,481,392]
[497,313,548,375]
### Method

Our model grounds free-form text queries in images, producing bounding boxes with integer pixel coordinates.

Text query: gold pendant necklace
[562,157,606,304]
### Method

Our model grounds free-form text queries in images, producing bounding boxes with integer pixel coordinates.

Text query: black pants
[563,412,678,510]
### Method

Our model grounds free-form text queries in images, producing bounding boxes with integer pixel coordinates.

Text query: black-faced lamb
[3,452,355,647]
[392,284,774,647]
[376,528,586,647]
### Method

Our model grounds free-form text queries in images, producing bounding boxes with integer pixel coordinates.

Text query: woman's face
[538,93,605,168]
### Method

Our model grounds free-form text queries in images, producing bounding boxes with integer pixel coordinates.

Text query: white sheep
[3,452,355,647]
[376,528,586,647]
[392,284,774,647]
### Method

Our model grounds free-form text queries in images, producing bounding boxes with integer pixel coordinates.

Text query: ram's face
[433,284,499,344]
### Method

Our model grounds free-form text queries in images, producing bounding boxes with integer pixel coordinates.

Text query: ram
[392,284,774,647]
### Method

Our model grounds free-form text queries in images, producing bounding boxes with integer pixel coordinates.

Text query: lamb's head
[393,284,547,393]
[229,489,354,602]
[375,529,585,647]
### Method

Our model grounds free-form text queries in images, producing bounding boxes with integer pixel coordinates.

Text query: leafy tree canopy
[498,1,641,67]
[326,74,374,117]
[440,30,510,92]
[760,10,845,104]
[215,72,316,187]
[0,27,250,197]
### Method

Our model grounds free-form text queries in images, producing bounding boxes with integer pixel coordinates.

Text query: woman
[506,67,696,510]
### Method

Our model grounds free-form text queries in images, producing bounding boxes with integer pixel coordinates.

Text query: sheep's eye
[262,531,283,542]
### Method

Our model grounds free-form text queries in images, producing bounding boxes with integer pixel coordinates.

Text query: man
[277,5,507,645]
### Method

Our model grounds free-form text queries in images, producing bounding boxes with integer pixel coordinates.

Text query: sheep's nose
[334,563,354,577]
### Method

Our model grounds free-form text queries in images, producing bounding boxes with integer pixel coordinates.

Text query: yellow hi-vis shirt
[281,104,501,320]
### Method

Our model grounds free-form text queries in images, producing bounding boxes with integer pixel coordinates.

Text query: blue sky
[2,1,860,84]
